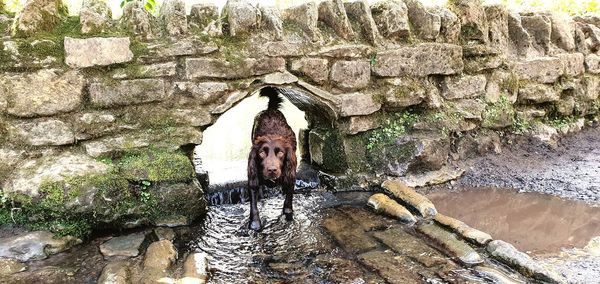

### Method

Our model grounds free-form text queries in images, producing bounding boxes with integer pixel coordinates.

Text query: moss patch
[119,149,194,183]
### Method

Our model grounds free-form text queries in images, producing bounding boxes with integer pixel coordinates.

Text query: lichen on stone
[119,148,195,183]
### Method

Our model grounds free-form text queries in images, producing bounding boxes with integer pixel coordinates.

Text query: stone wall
[1,0,600,236]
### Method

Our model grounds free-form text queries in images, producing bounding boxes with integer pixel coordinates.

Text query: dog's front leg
[249,185,262,231]
[282,183,294,221]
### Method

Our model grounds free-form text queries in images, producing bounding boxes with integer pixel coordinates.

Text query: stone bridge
[0,0,599,237]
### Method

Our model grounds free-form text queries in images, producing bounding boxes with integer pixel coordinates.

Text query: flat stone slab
[358,250,422,284]
[434,213,492,246]
[373,227,449,268]
[322,210,379,254]
[64,37,133,68]
[0,258,27,275]
[99,233,147,257]
[89,79,166,108]
[417,223,483,266]
[513,57,563,84]
[487,240,565,283]
[337,205,394,231]
[97,260,131,284]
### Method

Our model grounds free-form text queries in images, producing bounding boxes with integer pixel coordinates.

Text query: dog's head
[248,135,296,186]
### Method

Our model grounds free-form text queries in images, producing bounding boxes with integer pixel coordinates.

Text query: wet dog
[247,87,297,231]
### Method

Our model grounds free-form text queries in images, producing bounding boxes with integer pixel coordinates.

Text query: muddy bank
[446,126,600,204]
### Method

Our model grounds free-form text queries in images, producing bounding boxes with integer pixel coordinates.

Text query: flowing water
[427,187,600,254]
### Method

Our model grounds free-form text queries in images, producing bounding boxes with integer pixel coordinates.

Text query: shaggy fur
[247,87,297,231]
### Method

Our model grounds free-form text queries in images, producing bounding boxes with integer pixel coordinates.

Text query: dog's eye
[277,151,284,158]
[259,151,266,158]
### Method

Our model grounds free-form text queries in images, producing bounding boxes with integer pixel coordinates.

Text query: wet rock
[370,0,409,40]
[440,75,486,100]
[322,216,379,254]
[549,13,575,51]
[357,250,421,284]
[337,92,381,117]
[514,57,563,84]
[182,253,209,283]
[487,240,565,283]
[2,152,109,197]
[373,227,448,268]
[309,128,347,172]
[367,193,416,225]
[434,7,460,43]
[400,166,464,188]
[0,258,27,275]
[508,12,533,56]
[120,1,154,40]
[585,53,600,73]
[64,37,133,68]
[313,254,383,283]
[89,79,166,108]
[338,206,394,231]
[262,71,298,85]
[381,77,426,108]
[518,83,560,103]
[313,44,372,58]
[222,0,260,37]
[557,52,585,77]
[474,266,526,284]
[160,0,187,37]
[259,6,283,40]
[372,43,463,77]
[405,0,440,40]
[0,231,81,262]
[434,213,492,246]
[485,5,509,49]
[80,0,112,34]
[521,13,552,53]
[12,0,67,37]
[153,227,175,241]
[344,1,381,45]
[185,57,285,79]
[330,60,370,91]
[153,215,189,227]
[141,240,178,282]
[290,58,329,85]
[189,4,221,36]
[417,223,483,266]
[8,119,75,146]
[99,233,147,258]
[382,180,438,219]
[282,2,321,42]
[0,69,84,118]
[318,0,354,40]
[97,260,131,284]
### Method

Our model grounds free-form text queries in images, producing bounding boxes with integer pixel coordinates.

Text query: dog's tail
[260,86,283,110]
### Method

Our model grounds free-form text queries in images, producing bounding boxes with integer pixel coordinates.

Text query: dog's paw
[283,208,294,221]
[249,219,262,231]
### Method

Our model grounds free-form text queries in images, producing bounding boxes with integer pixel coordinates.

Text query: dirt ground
[438,125,600,204]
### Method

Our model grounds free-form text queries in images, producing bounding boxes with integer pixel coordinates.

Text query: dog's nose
[267,167,277,174]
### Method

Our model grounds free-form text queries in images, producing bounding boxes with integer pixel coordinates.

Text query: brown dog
[247,87,297,231]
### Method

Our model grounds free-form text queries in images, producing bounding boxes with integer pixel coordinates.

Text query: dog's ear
[283,145,297,185]
[248,144,260,188]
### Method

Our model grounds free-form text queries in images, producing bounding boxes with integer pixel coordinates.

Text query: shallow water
[427,187,600,254]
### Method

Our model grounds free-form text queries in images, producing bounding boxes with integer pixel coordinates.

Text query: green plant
[120,0,156,12]
[366,112,419,151]
[511,116,532,134]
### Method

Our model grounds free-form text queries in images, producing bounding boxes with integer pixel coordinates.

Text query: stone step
[382,180,438,219]
[473,266,527,284]
[367,193,417,225]
[322,212,380,254]
[372,226,449,268]
[486,240,566,284]
[434,213,493,246]
[416,223,483,266]
[337,205,395,231]
[357,250,422,284]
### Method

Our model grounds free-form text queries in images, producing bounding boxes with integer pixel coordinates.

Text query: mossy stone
[119,149,195,183]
